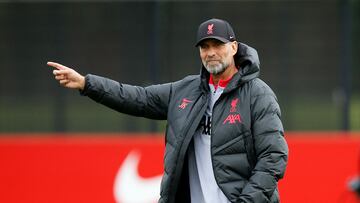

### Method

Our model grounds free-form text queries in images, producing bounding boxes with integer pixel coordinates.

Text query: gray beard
[204,61,229,75]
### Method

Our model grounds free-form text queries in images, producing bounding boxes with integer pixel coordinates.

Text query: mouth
[206,60,220,64]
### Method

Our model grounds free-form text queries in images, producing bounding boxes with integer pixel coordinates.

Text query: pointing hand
[47,62,85,90]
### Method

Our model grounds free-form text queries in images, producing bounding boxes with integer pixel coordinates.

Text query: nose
[206,47,216,58]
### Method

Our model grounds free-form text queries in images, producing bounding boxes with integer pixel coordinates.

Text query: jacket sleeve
[239,81,289,203]
[80,74,171,120]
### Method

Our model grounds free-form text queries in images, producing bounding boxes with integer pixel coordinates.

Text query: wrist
[79,75,85,90]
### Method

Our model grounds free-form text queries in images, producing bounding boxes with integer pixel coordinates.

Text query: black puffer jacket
[81,43,288,203]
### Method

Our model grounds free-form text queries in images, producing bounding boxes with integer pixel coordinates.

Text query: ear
[230,41,238,56]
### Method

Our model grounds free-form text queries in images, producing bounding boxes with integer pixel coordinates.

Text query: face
[199,39,237,75]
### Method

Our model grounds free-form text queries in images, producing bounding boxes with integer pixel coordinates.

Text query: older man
[49,18,288,203]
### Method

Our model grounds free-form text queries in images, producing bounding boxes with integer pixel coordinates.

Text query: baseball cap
[195,18,236,47]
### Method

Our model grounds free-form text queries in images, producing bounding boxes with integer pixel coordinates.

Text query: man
[48,18,288,203]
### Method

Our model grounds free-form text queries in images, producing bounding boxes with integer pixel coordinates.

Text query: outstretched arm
[47,61,171,120]
[47,61,85,90]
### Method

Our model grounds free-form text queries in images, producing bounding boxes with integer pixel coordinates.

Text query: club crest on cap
[207,23,214,35]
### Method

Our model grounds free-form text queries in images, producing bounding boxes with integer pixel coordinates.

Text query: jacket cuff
[79,74,91,96]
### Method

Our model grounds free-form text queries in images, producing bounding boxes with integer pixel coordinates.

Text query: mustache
[205,58,220,61]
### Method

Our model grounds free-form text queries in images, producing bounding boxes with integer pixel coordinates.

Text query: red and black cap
[195,18,236,47]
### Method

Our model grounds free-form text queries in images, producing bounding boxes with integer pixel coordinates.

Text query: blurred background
[0,0,359,133]
[1,1,360,203]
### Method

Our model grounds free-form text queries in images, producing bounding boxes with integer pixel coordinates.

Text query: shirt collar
[209,74,234,90]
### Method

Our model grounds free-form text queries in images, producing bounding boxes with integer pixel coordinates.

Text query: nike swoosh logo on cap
[113,151,162,203]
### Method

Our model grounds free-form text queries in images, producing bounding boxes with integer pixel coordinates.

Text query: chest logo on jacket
[178,98,192,110]
[223,98,242,124]
[230,98,239,112]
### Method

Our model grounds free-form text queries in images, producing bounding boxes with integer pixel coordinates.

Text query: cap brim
[195,36,230,47]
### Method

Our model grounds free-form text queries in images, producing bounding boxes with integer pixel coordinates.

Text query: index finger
[47,61,67,70]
